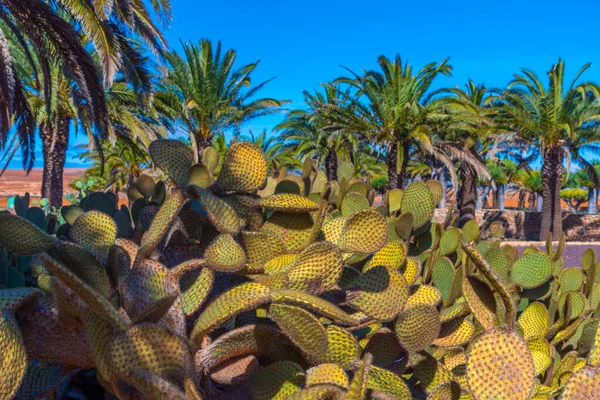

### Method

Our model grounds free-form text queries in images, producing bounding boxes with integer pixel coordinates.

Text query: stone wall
[433,209,600,241]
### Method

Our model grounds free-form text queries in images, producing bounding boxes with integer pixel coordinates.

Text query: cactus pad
[259,194,319,213]
[400,181,434,230]
[511,253,554,289]
[394,304,441,353]
[440,227,462,256]
[340,192,370,216]
[339,210,388,254]
[215,142,268,192]
[463,276,497,330]
[0,315,27,399]
[191,283,271,342]
[269,303,328,357]
[0,213,57,256]
[204,234,246,272]
[466,328,535,400]
[69,211,117,263]
[148,139,193,187]
[248,361,305,400]
[287,242,343,293]
[348,266,409,321]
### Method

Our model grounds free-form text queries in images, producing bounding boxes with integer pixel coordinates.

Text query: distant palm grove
[2,0,600,241]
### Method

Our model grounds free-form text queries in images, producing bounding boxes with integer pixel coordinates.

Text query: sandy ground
[0,168,85,207]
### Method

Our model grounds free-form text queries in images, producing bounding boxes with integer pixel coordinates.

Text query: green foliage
[2,141,600,400]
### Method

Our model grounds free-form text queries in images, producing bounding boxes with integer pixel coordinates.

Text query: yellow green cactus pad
[466,328,535,400]
[215,142,268,193]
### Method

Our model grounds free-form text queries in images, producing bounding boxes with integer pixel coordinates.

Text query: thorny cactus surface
[1,139,600,399]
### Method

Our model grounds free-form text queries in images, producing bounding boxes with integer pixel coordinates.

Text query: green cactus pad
[188,163,214,188]
[0,316,28,400]
[69,210,117,263]
[0,213,57,256]
[180,266,214,316]
[400,181,434,230]
[189,186,242,234]
[511,253,554,289]
[340,192,370,216]
[439,227,462,256]
[138,189,187,261]
[242,231,288,267]
[271,289,358,326]
[431,257,455,304]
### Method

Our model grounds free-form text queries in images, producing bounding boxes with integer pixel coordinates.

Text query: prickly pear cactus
[1,139,600,399]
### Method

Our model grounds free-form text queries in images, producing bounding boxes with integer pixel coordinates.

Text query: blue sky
[8,0,600,169]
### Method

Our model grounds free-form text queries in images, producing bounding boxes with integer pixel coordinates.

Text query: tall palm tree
[157,40,287,162]
[0,0,109,167]
[24,61,164,206]
[432,80,495,226]
[2,1,169,205]
[332,55,452,189]
[276,85,357,180]
[499,60,600,239]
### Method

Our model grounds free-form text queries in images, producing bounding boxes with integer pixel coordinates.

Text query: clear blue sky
[9,0,600,169]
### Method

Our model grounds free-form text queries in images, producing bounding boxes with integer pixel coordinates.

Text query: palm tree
[157,40,287,163]
[24,61,164,206]
[276,85,357,180]
[499,59,600,239]
[0,0,109,168]
[432,80,495,226]
[517,169,544,211]
[1,0,170,205]
[486,158,518,211]
[76,138,152,195]
[332,55,452,189]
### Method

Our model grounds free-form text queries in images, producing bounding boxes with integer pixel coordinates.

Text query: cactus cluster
[1,139,600,399]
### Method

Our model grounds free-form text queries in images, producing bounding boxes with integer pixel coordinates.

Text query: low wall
[433,209,600,241]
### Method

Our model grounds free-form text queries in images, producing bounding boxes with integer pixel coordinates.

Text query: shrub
[0,139,599,399]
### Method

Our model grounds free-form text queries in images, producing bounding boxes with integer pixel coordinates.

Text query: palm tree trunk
[438,168,447,209]
[397,141,410,189]
[193,135,212,164]
[497,184,505,211]
[458,163,476,227]
[325,148,338,181]
[588,187,597,214]
[41,118,70,208]
[540,145,563,240]
[386,142,399,190]
[476,186,491,210]
[536,193,543,212]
